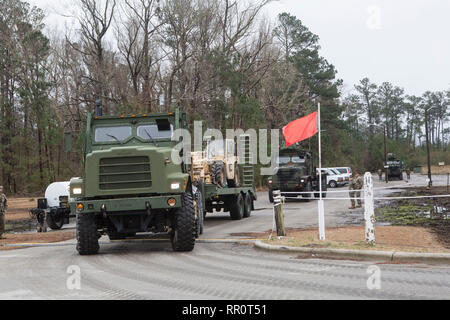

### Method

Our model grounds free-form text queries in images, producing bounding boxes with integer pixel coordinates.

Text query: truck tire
[268,188,274,203]
[302,181,312,201]
[76,213,99,255]
[243,193,252,218]
[171,193,196,252]
[46,210,64,230]
[329,180,337,188]
[194,189,204,237]
[229,193,244,220]
[212,161,227,187]
[227,163,240,187]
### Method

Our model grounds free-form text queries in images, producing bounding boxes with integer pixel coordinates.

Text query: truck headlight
[300,179,305,183]
[170,183,180,190]
[72,187,82,195]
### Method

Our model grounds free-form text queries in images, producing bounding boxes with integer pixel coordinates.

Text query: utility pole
[425,108,432,188]
[383,125,388,183]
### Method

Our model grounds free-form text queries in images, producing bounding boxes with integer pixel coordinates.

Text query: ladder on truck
[239,134,255,187]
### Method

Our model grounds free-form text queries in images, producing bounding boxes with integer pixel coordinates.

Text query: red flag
[282,111,318,147]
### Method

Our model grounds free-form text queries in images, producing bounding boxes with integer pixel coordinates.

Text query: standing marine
[349,172,363,209]
[0,185,7,239]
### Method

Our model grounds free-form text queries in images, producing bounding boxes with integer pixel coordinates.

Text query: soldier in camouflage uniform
[0,185,7,239]
[349,172,363,209]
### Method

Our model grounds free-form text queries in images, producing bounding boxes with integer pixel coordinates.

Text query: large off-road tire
[302,181,312,201]
[194,188,204,237]
[243,193,252,218]
[212,161,227,188]
[46,210,64,230]
[171,193,196,252]
[268,188,274,203]
[76,213,99,255]
[227,163,240,187]
[229,193,244,220]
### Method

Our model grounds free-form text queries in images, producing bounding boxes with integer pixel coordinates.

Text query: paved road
[0,174,449,299]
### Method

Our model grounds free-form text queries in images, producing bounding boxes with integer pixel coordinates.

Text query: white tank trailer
[30,181,73,231]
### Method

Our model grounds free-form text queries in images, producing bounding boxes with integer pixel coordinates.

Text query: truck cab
[69,109,199,255]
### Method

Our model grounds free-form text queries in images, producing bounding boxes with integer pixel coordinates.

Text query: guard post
[273,190,286,237]
[363,172,375,245]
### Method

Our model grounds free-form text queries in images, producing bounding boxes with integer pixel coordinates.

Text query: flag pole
[318,102,325,240]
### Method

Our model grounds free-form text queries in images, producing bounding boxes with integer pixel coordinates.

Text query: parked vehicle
[329,167,351,185]
[319,168,346,188]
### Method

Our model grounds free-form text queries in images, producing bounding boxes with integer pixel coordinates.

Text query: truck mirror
[64,132,72,152]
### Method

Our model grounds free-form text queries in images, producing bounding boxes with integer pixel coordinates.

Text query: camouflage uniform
[406,169,411,180]
[0,192,7,238]
[349,175,363,208]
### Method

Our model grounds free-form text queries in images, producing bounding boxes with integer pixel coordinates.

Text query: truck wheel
[76,213,99,255]
[268,188,274,203]
[194,189,204,237]
[243,193,252,218]
[212,161,227,188]
[329,180,337,188]
[302,181,312,201]
[171,193,196,252]
[46,210,64,230]
[227,164,240,187]
[229,193,244,220]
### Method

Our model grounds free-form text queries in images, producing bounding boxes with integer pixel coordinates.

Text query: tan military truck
[190,138,240,188]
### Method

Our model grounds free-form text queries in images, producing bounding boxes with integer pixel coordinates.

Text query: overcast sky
[28,0,450,97]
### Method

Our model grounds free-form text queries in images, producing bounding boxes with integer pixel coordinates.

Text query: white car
[318,168,347,188]
[329,167,352,185]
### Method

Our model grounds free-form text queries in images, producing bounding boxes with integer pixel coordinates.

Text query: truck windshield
[277,156,305,164]
[208,140,224,158]
[95,126,132,142]
[137,124,173,140]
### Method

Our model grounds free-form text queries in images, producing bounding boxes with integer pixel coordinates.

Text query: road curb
[254,240,450,264]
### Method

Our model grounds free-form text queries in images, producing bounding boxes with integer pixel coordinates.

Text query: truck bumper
[70,194,182,214]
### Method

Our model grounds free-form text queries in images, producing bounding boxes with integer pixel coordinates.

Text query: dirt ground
[5,197,36,221]
[263,226,450,253]
[0,230,76,251]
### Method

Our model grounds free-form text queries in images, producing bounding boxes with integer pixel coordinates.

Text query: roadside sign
[438,162,445,166]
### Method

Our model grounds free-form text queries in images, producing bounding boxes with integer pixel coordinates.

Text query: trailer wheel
[171,192,196,252]
[46,210,64,230]
[243,193,252,218]
[212,161,227,188]
[229,193,244,220]
[76,213,99,255]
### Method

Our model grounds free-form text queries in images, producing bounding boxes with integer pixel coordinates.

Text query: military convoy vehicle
[68,106,256,255]
[386,153,405,180]
[200,134,256,220]
[191,138,240,188]
[68,107,202,255]
[30,181,72,232]
[268,147,327,203]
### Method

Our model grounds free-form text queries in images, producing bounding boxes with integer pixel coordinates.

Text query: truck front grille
[99,156,151,190]
[276,168,299,183]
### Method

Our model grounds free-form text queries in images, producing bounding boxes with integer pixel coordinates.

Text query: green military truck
[69,107,202,255]
[268,147,327,202]
[386,153,405,180]
[200,135,257,220]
